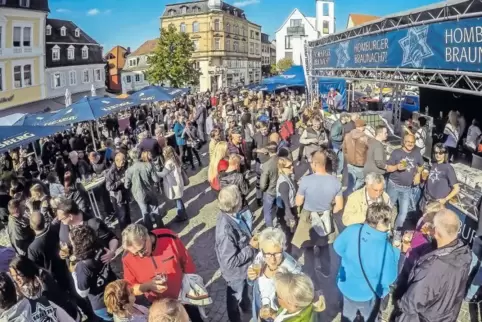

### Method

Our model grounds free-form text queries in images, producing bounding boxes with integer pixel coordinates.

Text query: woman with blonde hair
[148,299,189,322]
[208,141,229,192]
[26,184,53,221]
[157,146,187,222]
[104,280,148,322]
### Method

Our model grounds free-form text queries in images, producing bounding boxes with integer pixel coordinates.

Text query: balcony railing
[287,26,305,36]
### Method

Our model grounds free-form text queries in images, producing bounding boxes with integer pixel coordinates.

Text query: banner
[318,78,347,110]
[312,16,482,72]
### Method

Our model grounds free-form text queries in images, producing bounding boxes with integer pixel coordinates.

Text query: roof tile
[348,13,380,27]
[129,39,158,57]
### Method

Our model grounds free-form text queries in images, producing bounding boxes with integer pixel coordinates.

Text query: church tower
[315,0,335,37]
[208,0,222,11]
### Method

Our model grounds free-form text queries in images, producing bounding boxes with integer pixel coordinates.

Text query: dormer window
[233,9,237,16]
[181,6,187,14]
[19,0,29,7]
[60,26,66,37]
[82,46,88,59]
[52,45,60,61]
[75,28,80,37]
[168,9,175,16]
[67,45,75,60]
[46,25,51,36]
[193,6,200,13]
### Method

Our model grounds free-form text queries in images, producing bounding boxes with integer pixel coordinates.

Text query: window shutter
[51,74,55,88]
[61,72,66,87]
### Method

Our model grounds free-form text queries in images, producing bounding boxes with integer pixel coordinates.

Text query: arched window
[192,21,199,32]
[180,23,186,33]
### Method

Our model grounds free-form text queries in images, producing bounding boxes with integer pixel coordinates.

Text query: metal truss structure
[304,0,482,132]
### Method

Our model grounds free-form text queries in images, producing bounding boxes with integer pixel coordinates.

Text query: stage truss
[304,0,482,132]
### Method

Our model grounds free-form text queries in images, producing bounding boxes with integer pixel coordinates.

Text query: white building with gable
[275,0,335,65]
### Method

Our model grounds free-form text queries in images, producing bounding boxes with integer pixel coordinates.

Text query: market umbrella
[0,126,66,153]
[130,85,177,103]
[84,96,137,119]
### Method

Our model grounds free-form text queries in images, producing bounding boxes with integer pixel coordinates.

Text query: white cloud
[56,8,71,13]
[104,9,112,14]
[232,0,260,7]
[87,8,100,16]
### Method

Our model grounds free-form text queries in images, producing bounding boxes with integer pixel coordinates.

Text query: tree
[146,24,200,88]
[270,63,278,75]
[277,57,293,72]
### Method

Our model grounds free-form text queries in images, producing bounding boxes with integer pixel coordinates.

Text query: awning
[0,126,67,153]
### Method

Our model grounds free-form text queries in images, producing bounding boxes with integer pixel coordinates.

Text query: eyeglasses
[262,251,283,259]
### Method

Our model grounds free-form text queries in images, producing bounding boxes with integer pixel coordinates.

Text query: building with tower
[161,0,262,92]
[275,0,335,65]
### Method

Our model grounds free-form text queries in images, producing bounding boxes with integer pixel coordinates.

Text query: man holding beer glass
[386,134,424,242]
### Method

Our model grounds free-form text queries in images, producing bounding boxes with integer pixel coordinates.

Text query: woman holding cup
[247,227,301,321]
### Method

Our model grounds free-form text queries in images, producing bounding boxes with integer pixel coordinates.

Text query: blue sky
[49,0,441,54]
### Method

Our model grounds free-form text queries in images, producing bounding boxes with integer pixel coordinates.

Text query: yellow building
[0,1,49,111]
[161,0,262,92]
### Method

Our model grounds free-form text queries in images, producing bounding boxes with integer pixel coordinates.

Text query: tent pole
[32,142,40,172]
[89,122,97,150]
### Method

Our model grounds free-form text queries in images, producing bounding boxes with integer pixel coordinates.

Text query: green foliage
[146,24,200,87]
[276,57,293,72]
[270,63,278,75]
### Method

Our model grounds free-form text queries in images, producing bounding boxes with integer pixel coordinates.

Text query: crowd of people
[0,87,478,322]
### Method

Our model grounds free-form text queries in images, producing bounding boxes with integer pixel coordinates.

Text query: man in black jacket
[260,142,279,227]
[106,152,131,230]
[219,154,249,206]
[252,121,270,206]
[393,209,471,322]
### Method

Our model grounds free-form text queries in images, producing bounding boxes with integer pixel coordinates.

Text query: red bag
[280,120,294,141]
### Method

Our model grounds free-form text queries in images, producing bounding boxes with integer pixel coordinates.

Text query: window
[82,46,88,59]
[192,22,199,32]
[226,39,230,51]
[193,6,200,13]
[53,72,62,88]
[214,19,220,31]
[13,63,31,88]
[19,0,29,7]
[13,27,21,47]
[60,26,66,36]
[126,75,131,83]
[214,38,220,50]
[135,74,140,82]
[290,19,302,27]
[13,26,32,47]
[180,23,186,33]
[193,40,199,51]
[250,42,254,54]
[75,28,80,37]
[83,70,90,83]
[233,41,238,52]
[95,69,101,82]
[323,3,329,16]
[322,21,329,34]
[129,59,137,67]
[285,36,292,49]
[181,6,187,14]
[52,45,60,61]
[67,46,74,60]
[250,30,254,39]
[69,70,76,86]
[226,23,230,33]
[168,9,175,16]
[46,25,51,36]
[240,42,244,53]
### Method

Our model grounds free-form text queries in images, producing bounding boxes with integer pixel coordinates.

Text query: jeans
[387,180,411,231]
[332,142,344,176]
[112,200,131,231]
[409,185,421,213]
[342,296,378,322]
[347,164,365,193]
[184,304,204,322]
[255,162,262,200]
[175,199,187,220]
[262,193,277,227]
[226,279,251,322]
[136,201,164,230]
[466,251,480,300]
[179,144,201,168]
[94,308,113,321]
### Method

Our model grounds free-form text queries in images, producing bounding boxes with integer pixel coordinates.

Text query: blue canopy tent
[161,87,190,96]
[0,126,66,153]
[261,65,306,87]
[130,85,184,103]
[83,96,137,119]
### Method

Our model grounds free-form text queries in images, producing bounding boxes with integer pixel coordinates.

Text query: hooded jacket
[393,239,471,322]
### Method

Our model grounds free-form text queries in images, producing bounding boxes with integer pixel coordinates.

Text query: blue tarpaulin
[85,96,137,119]
[0,126,66,153]
[262,66,306,86]
[130,85,183,103]
[311,16,482,72]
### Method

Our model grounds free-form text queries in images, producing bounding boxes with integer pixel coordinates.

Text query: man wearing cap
[343,119,369,193]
